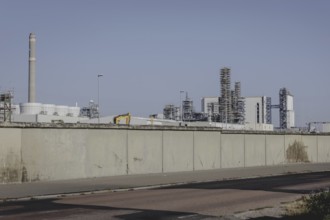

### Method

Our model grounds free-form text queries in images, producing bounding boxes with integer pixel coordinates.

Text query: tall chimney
[28,33,36,103]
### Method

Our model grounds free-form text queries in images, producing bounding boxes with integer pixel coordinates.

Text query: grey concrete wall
[194,131,220,170]
[22,129,87,181]
[301,135,318,163]
[317,136,330,163]
[266,135,285,165]
[128,130,162,174]
[1,125,330,183]
[284,135,302,163]
[85,129,127,177]
[245,134,266,167]
[0,128,22,183]
[163,131,194,172]
[221,134,245,168]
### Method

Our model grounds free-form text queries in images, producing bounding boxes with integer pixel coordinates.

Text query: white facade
[286,95,295,128]
[14,102,82,123]
[20,103,42,115]
[287,95,294,111]
[201,97,219,113]
[244,96,269,125]
[287,110,295,128]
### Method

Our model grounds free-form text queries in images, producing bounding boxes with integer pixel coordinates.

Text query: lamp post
[180,90,185,121]
[97,74,103,123]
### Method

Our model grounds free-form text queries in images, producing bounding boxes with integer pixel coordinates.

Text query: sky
[1,0,329,127]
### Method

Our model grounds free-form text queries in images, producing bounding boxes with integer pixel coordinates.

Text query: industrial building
[218,68,245,124]
[192,68,245,124]
[244,96,272,126]
[1,33,294,132]
[308,122,330,133]
[161,67,275,130]
[0,33,85,124]
[163,92,207,122]
[279,87,295,129]
[163,104,179,121]
[201,97,219,114]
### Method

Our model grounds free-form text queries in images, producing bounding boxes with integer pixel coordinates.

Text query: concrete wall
[194,131,220,170]
[245,134,266,167]
[221,134,245,168]
[22,129,87,181]
[301,135,318,163]
[1,125,330,183]
[163,131,194,172]
[318,136,330,163]
[85,129,127,177]
[128,130,162,174]
[0,128,22,183]
[266,135,285,165]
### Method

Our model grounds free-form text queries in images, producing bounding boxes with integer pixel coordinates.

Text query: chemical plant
[1,33,329,132]
[162,67,297,131]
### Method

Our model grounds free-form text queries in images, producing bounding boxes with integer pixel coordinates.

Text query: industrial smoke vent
[28,33,36,103]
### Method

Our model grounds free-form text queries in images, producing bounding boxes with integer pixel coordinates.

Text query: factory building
[163,93,207,122]
[244,96,272,126]
[308,122,330,133]
[201,97,219,115]
[163,104,179,121]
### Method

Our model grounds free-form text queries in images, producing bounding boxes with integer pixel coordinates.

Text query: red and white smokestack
[28,33,36,103]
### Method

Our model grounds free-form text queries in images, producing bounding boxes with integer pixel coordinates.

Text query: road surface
[1,171,330,220]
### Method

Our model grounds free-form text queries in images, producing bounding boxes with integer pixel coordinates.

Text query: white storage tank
[20,103,42,115]
[55,105,69,116]
[68,106,80,117]
[42,104,56,115]
[12,104,20,115]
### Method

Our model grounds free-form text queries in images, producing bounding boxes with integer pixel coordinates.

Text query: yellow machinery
[113,113,131,125]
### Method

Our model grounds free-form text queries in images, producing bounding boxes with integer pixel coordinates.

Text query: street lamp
[180,90,185,121]
[97,74,103,123]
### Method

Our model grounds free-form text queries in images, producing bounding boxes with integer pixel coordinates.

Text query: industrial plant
[1,33,328,132]
[162,67,297,131]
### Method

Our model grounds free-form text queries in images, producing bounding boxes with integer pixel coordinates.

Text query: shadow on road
[156,171,330,195]
[248,215,317,220]
[0,198,215,219]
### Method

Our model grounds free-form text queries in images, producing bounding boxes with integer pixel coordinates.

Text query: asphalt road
[1,171,330,220]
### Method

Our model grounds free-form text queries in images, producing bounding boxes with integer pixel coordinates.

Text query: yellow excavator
[113,113,131,125]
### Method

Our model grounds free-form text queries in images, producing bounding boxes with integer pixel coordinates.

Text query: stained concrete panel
[317,136,330,163]
[86,129,127,177]
[221,134,245,168]
[194,131,221,170]
[22,129,87,181]
[0,128,22,183]
[163,131,194,172]
[301,135,318,163]
[127,130,162,174]
[284,135,305,163]
[266,135,285,165]
[244,134,266,167]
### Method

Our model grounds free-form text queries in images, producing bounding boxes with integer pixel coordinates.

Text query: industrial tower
[279,88,295,129]
[219,67,232,123]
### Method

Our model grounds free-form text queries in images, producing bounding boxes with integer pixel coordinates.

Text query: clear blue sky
[1,0,329,126]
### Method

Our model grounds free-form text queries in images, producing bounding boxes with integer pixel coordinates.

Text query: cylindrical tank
[20,103,42,115]
[12,104,20,115]
[68,106,80,117]
[42,104,56,115]
[55,105,69,116]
